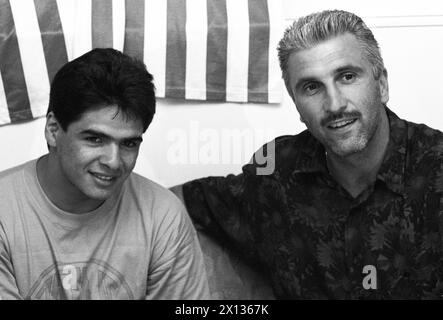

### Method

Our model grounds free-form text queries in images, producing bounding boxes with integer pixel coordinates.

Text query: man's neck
[326,110,390,198]
[37,154,104,214]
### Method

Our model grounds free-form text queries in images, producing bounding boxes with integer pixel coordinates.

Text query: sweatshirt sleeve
[0,224,23,300]
[145,202,210,300]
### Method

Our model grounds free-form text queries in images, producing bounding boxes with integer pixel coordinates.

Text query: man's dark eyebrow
[294,77,318,91]
[125,136,143,143]
[80,129,143,143]
[335,65,364,74]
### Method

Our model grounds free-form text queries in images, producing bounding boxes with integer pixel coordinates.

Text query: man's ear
[379,68,389,104]
[45,112,62,148]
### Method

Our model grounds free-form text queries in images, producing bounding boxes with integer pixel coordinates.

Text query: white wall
[1,1,443,188]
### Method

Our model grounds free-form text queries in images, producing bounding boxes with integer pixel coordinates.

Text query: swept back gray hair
[278,10,385,90]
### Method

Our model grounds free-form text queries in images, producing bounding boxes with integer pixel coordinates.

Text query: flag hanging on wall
[0,0,283,126]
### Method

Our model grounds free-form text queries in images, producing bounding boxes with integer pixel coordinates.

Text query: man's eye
[85,137,102,144]
[303,83,320,95]
[122,140,139,149]
[341,73,356,82]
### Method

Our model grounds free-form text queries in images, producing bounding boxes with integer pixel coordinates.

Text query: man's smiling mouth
[327,118,357,129]
[90,172,117,182]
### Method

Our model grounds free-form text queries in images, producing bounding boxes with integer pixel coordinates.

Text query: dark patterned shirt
[183,107,443,299]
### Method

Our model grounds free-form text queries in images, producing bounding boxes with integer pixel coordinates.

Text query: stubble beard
[325,106,382,158]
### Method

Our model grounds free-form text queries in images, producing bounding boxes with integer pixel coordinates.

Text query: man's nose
[100,143,120,170]
[325,84,347,113]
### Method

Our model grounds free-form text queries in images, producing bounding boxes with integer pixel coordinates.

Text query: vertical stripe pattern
[0,73,10,124]
[206,0,227,101]
[56,0,76,61]
[123,0,144,61]
[165,0,186,99]
[0,0,32,123]
[247,0,269,103]
[267,0,283,103]
[71,0,92,59]
[92,0,113,48]
[226,0,249,102]
[144,0,167,97]
[185,0,207,100]
[34,0,68,83]
[0,0,282,126]
[112,0,125,52]
[10,0,50,118]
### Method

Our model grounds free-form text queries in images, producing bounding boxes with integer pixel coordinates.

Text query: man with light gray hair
[172,10,443,299]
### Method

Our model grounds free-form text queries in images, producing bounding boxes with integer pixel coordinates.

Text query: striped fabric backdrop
[0,0,283,126]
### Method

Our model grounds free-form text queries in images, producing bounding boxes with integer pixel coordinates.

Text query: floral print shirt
[183,107,443,299]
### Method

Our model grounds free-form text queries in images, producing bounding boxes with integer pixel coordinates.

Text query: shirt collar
[376,107,407,194]
[291,107,407,194]
[291,131,328,175]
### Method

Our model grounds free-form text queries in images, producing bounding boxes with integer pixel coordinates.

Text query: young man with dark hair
[172,10,443,299]
[0,48,209,299]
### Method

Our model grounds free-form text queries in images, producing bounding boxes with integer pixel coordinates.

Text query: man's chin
[328,139,368,158]
[83,176,124,201]
[82,188,116,202]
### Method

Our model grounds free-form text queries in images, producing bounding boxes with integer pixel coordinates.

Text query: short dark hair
[48,48,156,132]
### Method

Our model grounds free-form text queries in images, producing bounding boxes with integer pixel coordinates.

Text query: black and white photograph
[0,0,442,306]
